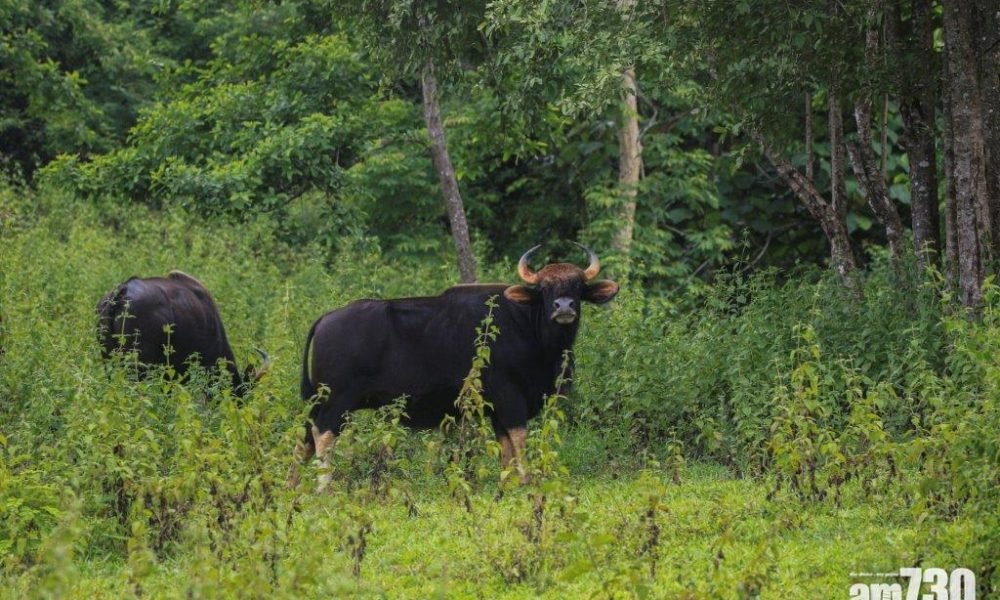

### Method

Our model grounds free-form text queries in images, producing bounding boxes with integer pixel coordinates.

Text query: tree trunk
[942,42,959,287]
[826,79,856,282]
[975,0,1000,256]
[887,0,940,270]
[881,95,889,178]
[943,0,989,306]
[754,131,857,282]
[612,0,642,260]
[613,66,642,258]
[848,3,904,268]
[848,100,904,266]
[752,74,857,285]
[421,58,477,283]
[805,93,814,181]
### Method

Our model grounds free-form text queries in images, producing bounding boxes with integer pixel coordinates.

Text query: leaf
[559,559,594,581]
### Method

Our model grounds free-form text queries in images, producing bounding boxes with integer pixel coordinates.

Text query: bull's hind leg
[306,389,360,492]
[312,426,337,492]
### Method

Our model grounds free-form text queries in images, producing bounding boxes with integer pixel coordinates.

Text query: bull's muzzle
[551,297,578,324]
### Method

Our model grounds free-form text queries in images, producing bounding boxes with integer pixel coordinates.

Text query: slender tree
[886,0,939,270]
[975,0,1000,258]
[329,1,484,282]
[612,0,644,261]
[942,42,960,287]
[847,1,904,268]
[421,57,477,282]
[805,93,814,181]
[826,76,858,282]
[943,0,990,306]
[754,108,858,284]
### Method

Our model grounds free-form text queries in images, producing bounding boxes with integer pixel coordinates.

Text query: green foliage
[3,181,1000,596]
[574,258,998,593]
[42,30,381,219]
[0,435,64,571]
[666,0,864,142]
[326,396,418,509]
[482,0,666,117]
[327,0,489,81]
[574,258,943,469]
[767,325,898,505]
[0,0,162,177]
[584,121,733,285]
[3,0,998,593]
[438,296,502,509]
[15,0,880,289]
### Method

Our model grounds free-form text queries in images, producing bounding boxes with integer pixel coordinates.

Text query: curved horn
[253,348,272,382]
[573,242,600,281]
[517,245,542,285]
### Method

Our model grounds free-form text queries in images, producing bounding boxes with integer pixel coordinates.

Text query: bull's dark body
[302,284,578,436]
[96,271,243,390]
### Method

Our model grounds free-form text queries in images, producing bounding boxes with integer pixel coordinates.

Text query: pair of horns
[517,242,601,285]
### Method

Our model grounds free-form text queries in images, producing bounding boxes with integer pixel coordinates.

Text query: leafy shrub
[2,185,999,596]
[324,396,416,502]
[0,435,65,571]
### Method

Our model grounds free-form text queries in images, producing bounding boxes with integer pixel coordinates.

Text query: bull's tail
[300,317,321,402]
[291,317,324,483]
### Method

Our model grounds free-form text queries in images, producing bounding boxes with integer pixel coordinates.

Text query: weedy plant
[0,433,64,571]
[437,295,502,513]
[3,185,1000,596]
[521,352,572,539]
[490,352,574,585]
[325,396,414,502]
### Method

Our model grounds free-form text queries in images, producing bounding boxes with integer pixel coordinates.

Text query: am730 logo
[850,568,976,600]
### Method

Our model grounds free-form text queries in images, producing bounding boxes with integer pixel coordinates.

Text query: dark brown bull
[97,271,269,395]
[290,244,619,488]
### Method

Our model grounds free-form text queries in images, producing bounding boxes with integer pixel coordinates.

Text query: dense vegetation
[2,183,998,597]
[2,0,999,597]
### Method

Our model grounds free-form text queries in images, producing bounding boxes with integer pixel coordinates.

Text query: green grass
[0,459,929,599]
[2,187,997,598]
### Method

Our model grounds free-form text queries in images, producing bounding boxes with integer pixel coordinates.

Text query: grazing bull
[97,271,269,395]
[291,244,619,487]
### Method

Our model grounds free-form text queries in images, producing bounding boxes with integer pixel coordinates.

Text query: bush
[2,185,999,595]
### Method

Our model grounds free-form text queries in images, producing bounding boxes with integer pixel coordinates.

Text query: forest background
[1,0,999,597]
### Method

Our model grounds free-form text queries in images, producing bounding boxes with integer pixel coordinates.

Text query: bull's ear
[504,285,538,304]
[582,280,619,304]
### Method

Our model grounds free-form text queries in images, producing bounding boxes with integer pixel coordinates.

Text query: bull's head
[237,348,273,396]
[503,243,619,324]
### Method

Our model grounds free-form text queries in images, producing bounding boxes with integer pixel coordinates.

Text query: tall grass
[2,183,999,596]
